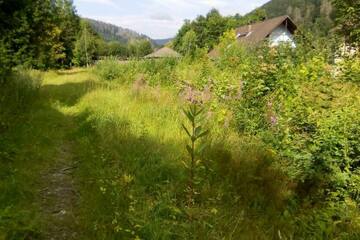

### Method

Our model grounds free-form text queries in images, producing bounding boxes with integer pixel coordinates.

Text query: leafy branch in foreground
[182,103,209,206]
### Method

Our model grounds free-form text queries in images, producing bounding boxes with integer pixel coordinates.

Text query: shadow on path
[41,80,99,107]
[34,78,101,239]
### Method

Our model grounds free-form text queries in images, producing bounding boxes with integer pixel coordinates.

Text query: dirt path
[39,141,80,240]
[28,70,95,239]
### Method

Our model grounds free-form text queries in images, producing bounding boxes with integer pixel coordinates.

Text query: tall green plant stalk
[182,103,209,206]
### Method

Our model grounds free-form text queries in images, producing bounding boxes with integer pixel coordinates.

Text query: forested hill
[84,18,152,43]
[254,0,335,34]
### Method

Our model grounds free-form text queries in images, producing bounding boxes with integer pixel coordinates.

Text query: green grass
[47,68,289,239]
[0,67,282,239]
[1,62,359,239]
[0,69,98,238]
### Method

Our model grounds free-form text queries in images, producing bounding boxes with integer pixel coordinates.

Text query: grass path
[39,138,79,239]
[26,69,96,238]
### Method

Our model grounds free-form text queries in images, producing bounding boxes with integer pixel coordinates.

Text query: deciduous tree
[332,0,360,47]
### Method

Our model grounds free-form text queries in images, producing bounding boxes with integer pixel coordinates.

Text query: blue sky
[73,0,269,39]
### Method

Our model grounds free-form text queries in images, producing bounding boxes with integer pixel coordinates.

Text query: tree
[173,8,269,52]
[98,41,129,58]
[173,9,228,51]
[332,0,360,47]
[128,39,153,58]
[173,20,192,52]
[204,9,228,48]
[108,42,128,57]
[136,39,153,57]
[73,21,100,66]
[0,0,80,70]
[54,0,81,67]
[0,0,26,78]
[0,0,56,68]
[179,30,198,56]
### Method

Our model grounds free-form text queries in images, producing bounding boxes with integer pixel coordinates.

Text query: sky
[73,0,270,39]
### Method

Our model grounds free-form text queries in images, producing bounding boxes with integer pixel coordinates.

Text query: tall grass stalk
[182,103,209,207]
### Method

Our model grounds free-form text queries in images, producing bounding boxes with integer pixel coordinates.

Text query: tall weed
[0,68,42,131]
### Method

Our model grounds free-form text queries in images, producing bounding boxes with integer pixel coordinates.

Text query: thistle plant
[182,103,209,206]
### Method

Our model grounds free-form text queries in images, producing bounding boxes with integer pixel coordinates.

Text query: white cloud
[90,14,183,39]
[77,0,117,7]
[199,0,227,8]
[150,13,174,21]
[74,0,270,38]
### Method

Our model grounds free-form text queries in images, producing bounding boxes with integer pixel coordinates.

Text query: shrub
[218,38,360,236]
[338,56,360,83]
[137,58,179,86]
[93,58,124,81]
[94,58,180,86]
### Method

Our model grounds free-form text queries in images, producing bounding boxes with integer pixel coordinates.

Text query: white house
[235,15,297,47]
[209,15,298,58]
[268,24,296,48]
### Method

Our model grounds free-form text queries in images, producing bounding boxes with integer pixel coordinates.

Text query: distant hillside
[84,18,152,44]
[153,38,173,46]
[253,0,335,35]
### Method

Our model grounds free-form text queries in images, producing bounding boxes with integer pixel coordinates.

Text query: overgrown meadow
[1,34,360,239]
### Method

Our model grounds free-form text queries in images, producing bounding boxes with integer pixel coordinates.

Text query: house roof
[208,15,298,58]
[145,47,181,58]
[235,15,297,45]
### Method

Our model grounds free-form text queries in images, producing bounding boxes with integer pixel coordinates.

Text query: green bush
[94,58,124,81]
[175,37,360,236]
[339,56,360,83]
[94,58,180,86]
[134,58,179,86]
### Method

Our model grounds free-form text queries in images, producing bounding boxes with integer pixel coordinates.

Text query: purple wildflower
[270,115,278,126]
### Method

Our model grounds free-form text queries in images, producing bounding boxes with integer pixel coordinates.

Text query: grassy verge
[1,60,359,239]
[0,69,43,238]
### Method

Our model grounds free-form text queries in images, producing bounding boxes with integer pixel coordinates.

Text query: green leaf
[190,104,197,116]
[183,109,194,122]
[197,130,209,139]
[195,126,202,137]
[196,107,204,116]
[182,124,192,138]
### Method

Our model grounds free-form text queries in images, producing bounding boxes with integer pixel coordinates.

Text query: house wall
[269,25,296,48]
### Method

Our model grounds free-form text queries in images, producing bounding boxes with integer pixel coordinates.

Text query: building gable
[235,15,297,45]
[269,24,296,47]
